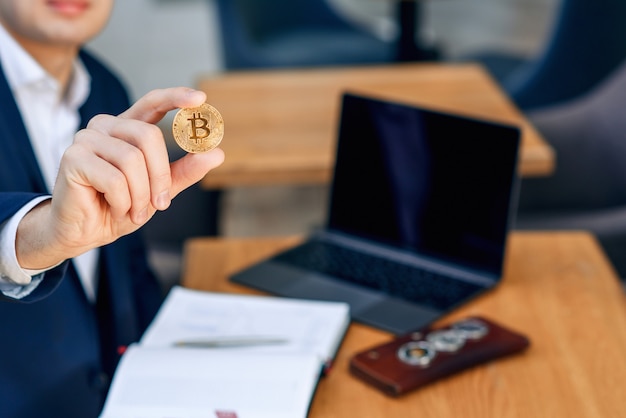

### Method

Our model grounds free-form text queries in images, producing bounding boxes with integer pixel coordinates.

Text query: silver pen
[172,337,289,348]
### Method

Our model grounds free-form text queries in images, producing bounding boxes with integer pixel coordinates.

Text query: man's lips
[47,0,90,18]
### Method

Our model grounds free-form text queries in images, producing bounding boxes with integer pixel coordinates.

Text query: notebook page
[140,286,350,363]
[100,345,320,418]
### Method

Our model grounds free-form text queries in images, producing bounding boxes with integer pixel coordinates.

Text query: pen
[172,337,289,348]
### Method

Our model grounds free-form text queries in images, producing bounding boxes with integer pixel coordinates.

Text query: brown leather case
[349,316,530,396]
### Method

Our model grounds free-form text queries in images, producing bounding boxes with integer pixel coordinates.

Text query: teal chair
[214,0,395,70]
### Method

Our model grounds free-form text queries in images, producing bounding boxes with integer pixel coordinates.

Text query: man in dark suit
[0,1,224,417]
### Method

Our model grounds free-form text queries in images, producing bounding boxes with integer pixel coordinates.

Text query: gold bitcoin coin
[172,103,224,153]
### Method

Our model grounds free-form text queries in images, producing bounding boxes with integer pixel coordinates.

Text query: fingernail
[185,89,201,97]
[157,191,171,210]
[186,89,205,102]
[137,206,149,224]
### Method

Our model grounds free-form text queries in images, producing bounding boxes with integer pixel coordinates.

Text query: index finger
[119,87,207,124]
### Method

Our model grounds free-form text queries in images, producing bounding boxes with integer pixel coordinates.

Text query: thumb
[169,148,225,199]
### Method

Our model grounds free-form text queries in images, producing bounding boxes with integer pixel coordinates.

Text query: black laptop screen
[327,93,520,276]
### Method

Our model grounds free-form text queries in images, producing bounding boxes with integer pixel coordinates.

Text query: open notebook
[100,286,350,418]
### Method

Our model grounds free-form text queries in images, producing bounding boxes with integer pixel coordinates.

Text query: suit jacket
[0,50,163,418]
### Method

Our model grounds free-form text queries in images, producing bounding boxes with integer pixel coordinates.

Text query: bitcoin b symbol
[188,112,210,144]
[172,103,224,153]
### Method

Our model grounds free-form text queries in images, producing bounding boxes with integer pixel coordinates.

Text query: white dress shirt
[0,22,100,302]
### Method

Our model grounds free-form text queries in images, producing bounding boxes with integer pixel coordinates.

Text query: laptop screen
[328,93,520,276]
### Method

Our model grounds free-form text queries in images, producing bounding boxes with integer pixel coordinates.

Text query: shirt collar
[66,55,90,110]
[0,22,90,109]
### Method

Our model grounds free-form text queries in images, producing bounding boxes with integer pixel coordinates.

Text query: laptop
[230,92,521,335]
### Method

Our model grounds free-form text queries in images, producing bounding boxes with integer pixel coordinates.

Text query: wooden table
[182,232,626,417]
[198,63,555,189]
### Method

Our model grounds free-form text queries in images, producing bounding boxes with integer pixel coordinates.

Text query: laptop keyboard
[273,240,485,311]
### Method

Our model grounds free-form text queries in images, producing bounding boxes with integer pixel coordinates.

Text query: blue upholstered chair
[505,0,626,110]
[515,59,626,278]
[472,0,626,111]
[213,0,395,70]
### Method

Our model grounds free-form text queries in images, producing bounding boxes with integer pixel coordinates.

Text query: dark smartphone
[349,316,530,396]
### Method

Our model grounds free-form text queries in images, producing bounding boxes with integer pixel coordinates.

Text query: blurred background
[88,0,558,231]
[89,0,558,101]
[88,0,626,290]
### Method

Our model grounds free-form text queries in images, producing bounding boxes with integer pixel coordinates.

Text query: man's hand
[16,87,225,270]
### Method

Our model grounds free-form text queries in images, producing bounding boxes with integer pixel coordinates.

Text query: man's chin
[41,19,106,48]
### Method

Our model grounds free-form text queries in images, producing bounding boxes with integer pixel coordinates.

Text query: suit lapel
[0,60,48,193]
[0,58,93,306]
